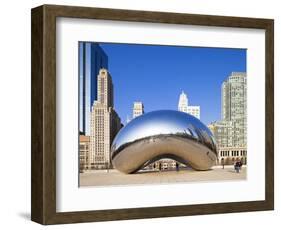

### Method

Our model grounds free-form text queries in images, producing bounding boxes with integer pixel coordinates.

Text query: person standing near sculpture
[238,161,243,171]
[221,158,225,169]
[234,161,240,173]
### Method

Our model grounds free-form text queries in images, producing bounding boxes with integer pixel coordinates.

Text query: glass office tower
[79,42,108,135]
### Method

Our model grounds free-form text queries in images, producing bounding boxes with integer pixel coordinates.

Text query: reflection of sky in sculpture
[112,110,216,151]
[111,110,218,173]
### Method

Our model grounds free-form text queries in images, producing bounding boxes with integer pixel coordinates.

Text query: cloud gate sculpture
[111,110,218,174]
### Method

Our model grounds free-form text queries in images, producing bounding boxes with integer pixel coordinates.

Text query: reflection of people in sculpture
[111,110,218,174]
[176,162,179,171]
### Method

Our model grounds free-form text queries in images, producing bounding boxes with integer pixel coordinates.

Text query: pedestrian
[239,161,243,171]
[176,162,179,172]
[234,161,240,173]
[159,163,162,172]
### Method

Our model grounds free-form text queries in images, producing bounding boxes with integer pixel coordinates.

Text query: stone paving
[79,165,246,187]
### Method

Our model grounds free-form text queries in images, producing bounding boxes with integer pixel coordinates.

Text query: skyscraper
[133,101,144,118]
[221,72,247,147]
[208,72,247,165]
[79,42,108,135]
[178,91,200,119]
[178,91,188,112]
[90,69,121,169]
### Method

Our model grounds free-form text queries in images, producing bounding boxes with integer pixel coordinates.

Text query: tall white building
[221,72,247,147]
[133,101,144,118]
[178,91,200,119]
[90,69,121,169]
[208,72,247,165]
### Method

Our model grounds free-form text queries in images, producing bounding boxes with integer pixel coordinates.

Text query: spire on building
[90,68,121,169]
[178,91,200,119]
[178,91,188,111]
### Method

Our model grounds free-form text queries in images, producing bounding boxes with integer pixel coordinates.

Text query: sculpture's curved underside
[111,110,218,174]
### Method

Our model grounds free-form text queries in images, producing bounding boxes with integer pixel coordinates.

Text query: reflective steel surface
[111,110,218,174]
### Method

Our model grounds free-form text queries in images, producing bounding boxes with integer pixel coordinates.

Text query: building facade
[221,72,247,147]
[208,121,234,147]
[133,101,144,118]
[208,72,247,165]
[217,147,247,165]
[79,135,90,172]
[90,69,121,169]
[178,91,200,119]
[79,42,108,135]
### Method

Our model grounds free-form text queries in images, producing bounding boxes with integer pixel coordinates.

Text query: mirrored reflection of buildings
[208,72,247,165]
[178,91,200,119]
[78,43,246,172]
[145,92,202,171]
[90,69,122,169]
[144,159,183,171]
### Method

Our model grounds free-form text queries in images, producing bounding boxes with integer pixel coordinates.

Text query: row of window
[220,150,247,157]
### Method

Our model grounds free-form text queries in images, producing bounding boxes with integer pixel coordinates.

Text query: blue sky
[99,43,246,126]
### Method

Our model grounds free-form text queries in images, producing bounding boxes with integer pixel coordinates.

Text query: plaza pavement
[79,165,247,187]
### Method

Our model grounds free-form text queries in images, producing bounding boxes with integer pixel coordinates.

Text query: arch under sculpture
[111,110,218,174]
